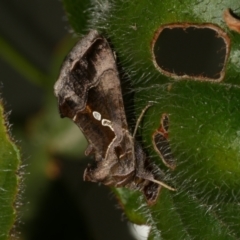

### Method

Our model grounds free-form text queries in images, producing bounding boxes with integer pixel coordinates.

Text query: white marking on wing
[102,119,114,131]
[93,111,101,121]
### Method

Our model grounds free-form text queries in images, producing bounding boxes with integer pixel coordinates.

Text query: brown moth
[152,114,176,170]
[54,30,174,205]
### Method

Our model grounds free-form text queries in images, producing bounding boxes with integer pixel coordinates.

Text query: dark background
[0,1,136,239]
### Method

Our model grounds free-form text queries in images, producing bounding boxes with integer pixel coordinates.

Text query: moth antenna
[133,101,154,138]
[151,178,176,191]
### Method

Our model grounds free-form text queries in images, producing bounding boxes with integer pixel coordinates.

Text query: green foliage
[63,0,240,239]
[0,104,20,240]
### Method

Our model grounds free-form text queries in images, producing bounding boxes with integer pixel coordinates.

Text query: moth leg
[135,167,176,191]
[150,178,176,191]
[133,101,154,138]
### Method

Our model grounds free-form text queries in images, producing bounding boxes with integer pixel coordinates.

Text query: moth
[54,30,174,205]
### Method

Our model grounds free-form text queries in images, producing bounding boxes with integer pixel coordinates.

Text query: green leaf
[0,103,20,240]
[62,0,92,35]
[62,0,240,239]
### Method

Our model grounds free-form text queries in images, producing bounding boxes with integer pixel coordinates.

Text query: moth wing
[54,31,135,183]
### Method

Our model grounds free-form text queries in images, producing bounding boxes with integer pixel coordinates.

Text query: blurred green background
[0,1,136,239]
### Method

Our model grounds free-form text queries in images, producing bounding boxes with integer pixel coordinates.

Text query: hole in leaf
[152,24,230,81]
[224,8,240,33]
